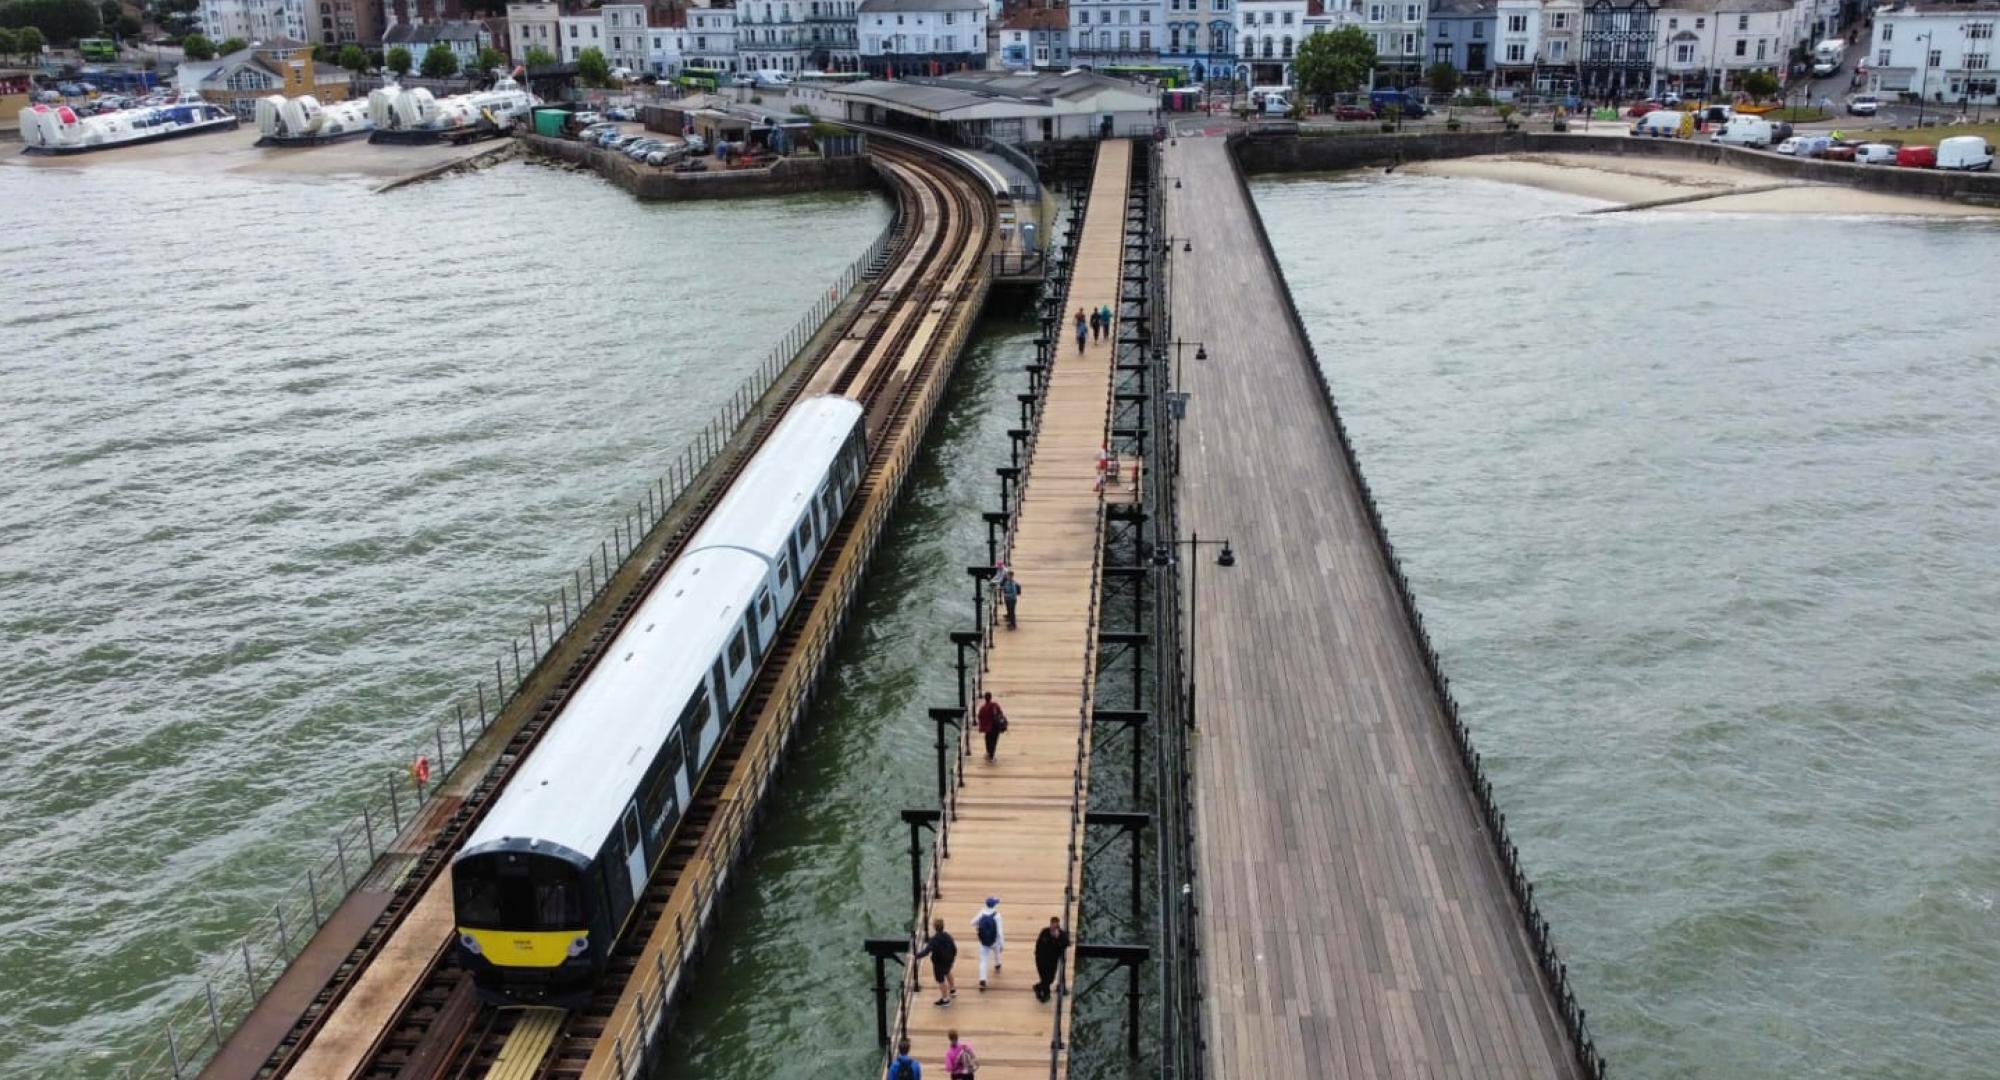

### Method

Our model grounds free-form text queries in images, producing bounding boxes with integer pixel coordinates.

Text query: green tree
[386,44,411,75]
[15,22,42,53]
[523,44,554,68]
[95,0,115,25]
[419,40,458,77]
[576,44,609,86]
[179,30,211,58]
[0,0,100,44]
[113,10,135,36]
[1425,60,1459,98]
[216,34,245,54]
[336,42,366,71]
[1743,70,1780,101]
[470,44,505,75]
[0,26,17,56]
[1293,25,1376,103]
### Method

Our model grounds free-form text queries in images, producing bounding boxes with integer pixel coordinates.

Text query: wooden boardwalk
[890,139,1132,1080]
[1165,136,1582,1079]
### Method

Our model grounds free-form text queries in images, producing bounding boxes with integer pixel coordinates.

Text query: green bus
[79,38,117,62]
[676,66,727,89]
[1101,64,1184,88]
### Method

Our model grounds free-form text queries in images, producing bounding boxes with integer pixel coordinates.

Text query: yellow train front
[452,842,606,1004]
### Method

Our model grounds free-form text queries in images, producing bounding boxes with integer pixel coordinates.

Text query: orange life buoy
[412,756,432,786]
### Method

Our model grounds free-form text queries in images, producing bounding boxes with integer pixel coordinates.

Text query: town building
[737,0,862,75]
[1539,0,1583,91]
[558,9,604,61]
[1493,0,1541,84]
[1236,0,1307,84]
[1162,0,1238,85]
[198,0,310,46]
[1070,0,1166,66]
[1361,0,1426,84]
[681,5,741,72]
[997,0,1072,69]
[857,0,988,77]
[825,67,1161,138]
[1867,0,1999,106]
[312,0,382,47]
[507,1,560,64]
[381,19,492,70]
[1650,0,1794,97]
[1578,0,1657,98]
[1427,0,1497,82]
[175,38,351,117]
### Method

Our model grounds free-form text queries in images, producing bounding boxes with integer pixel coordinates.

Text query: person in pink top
[945,1030,978,1078]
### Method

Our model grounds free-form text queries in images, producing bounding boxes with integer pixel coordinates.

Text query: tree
[113,10,134,36]
[15,23,41,53]
[470,44,505,76]
[0,0,100,44]
[179,31,211,58]
[523,44,554,68]
[419,41,458,77]
[336,42,366,71]
[95,0,114,25]
[1293,25,1377,104]
[1426,60,1459,98]
[0,26,16,56]
[216,35,245,54]
[576,44,609,86]
[386,44,411,75]
[1743,70,1780,102]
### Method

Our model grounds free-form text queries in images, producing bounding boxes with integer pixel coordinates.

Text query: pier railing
[1218,132,1610,1080]
[126,216,899,1080]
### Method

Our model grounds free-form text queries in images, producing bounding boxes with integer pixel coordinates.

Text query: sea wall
[1232,130,2000,206]
[522,133,880,201]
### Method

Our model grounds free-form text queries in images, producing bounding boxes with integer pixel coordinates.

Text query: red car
[1896,145,1937,168]
[1626,102,1662,118]
[1822,142,1857,162]
[1332,104,1375,121]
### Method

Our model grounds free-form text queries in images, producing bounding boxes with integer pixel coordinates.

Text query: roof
[1001,3,1069,30]
[1870,0,2000,12]
[1655,0,1793,11]
[1428,0,1496,17]
[180,49,286,88]
[382,20,490,46]
[829,69,1159,119]
[859,0,987,11]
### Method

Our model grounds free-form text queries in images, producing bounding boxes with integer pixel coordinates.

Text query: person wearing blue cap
[971,897,1004,990]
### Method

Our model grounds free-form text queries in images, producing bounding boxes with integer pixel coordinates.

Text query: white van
[751,69,793,88]
[1853,142,1897,165]
[1711,115,1773,148]
[1633,109,1692,138]
[1936,135,1995,171]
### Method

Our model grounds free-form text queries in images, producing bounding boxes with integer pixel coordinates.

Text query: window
[1694,17,1703,29]
[1971,22,1994,40]
[1120,29,1130,47]
[1368,4,1382,22]
[1281,11,1292,24]
[1141,9,1150,21]
[1549,38,1565,60]
[1877,48,1890,66]
[727,629,748,672]
[1755,39,1765,61]
[1472,22,1482,38]
[1140,29,1150,47]
[1439,21,1449,37]
[1282,34,1292,56]
[1402,30,1416,52]
[1929,48,1942,66]
[1261,11,1272,24]
[1406,4,1420,23]
[1507,13,1525,32]
[1737,14,1747,30]
[1881,22,1892,41]
[1969,52,1991,70]
[1549,12,1567,29]
[1674,42,1692,63]
[944,10,953,22]
[1734,39,1745,56]
[1666,17,1676,29]
[1505,41,1524,62]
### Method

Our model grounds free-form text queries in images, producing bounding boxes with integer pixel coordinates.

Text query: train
[451,395,867,1004]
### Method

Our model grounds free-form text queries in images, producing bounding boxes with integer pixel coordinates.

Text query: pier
[1161,134,1597,1078]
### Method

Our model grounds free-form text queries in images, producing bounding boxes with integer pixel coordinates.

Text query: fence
[126,213,901,1080]
[1220,132,1610,1080]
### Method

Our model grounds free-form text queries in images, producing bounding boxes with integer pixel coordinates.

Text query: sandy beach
[1404,152,1996,217]
[2,125,505,186]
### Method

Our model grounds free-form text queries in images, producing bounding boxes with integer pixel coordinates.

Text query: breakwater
[522,133,879,201]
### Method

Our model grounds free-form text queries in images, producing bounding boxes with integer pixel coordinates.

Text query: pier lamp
[1159,235,1194,253]
[1162,174,1184,189]
[1150,532,1237,730]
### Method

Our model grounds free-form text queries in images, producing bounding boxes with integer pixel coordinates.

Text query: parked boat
[18,99,238,154]
[366,76,537,145]
[255,94,374,146]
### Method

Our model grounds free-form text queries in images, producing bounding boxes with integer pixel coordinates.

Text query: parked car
[1846,95,1880,116]
[604,106,636,121]
[1633,109,1694,138]
[1626,101,1662,118]
[684,133,707,153]
[1854,142,1898,165]
[1767,120,1794,144]
[644,145,686,166]
[1774,136,1805,155]
[624,139,667,159]
[1895,144,1937,168]
[1712,115,1775,148]
[1795,135,1834,158]
[1332,103,1374,121]
[1936,135,1995,170]
[1699,104,1733,125]
[1822,141,1858,162]
[606,134,645,150]
[56,81,85,96]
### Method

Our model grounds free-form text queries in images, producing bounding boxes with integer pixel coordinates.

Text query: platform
[886,139,1132,1079]
[1165,136,1583,1079]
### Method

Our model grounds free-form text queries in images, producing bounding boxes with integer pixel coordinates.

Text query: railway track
[258,137,993,1080]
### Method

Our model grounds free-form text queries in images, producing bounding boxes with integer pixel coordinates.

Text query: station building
[824,68,1162,141]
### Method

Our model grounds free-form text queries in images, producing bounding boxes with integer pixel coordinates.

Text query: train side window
[641,733,685,838]
[727,629,747,672]
[777,556,792,588]
[821,485,839,520]
[622,806,641,854]
[796,519,814,550]
[756,588,774,621]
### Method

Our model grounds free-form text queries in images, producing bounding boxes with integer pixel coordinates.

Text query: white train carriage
[451,396,866,1003]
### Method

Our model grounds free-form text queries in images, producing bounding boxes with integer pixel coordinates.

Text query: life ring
[412,755,432,786]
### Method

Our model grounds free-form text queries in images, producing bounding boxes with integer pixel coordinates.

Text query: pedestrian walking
[945,1031,979,1079]
[999,573,1021,629]
[1099,303,1113,339]
[888,1037,922,1080]
[1088,307,1102,341]
[913,917,959,1006]
[971,897,1004,989]
[975,691,1007,761]
[1074,313,1087,354]
[1033,916,1071,1002]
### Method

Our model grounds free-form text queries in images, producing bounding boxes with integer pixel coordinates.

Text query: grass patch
[1765,107,1831,122]
[1845,121,2000,148]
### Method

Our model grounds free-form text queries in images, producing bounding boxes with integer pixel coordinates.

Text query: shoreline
[2,125,507,186]
[1402,152,1998,217]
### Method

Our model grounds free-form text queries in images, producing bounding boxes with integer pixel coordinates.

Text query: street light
[1916,30,1934,127]
[1160,234,1194,253]
[1150,532,1236,730]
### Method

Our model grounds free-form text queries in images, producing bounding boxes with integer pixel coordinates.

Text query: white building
[1361,0,1424,83]
[1234,0,1306,84]
[737,0,861,75]
[1162,0,1239,84]
[507,1,559,64]
[1071,0,1166,66]
[600,3,653,72]
[681,6,740,72]
[198,0,308,45]
[1868,0,1999,105]
[381,20,493,70]
[858,0,988,76]
[828,67,1161,139]
[1651,0,1795,95]
[558,10,603,62]
[1494,0,1541,80]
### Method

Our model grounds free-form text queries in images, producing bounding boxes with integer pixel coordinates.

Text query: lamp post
[1915,29,1933,126]
[1151,533,1236,730]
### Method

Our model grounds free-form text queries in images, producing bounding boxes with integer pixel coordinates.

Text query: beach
[1404,152,1996,217]
[2,125,507,185]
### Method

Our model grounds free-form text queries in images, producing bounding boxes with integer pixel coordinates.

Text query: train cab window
[727,629,748,672]
[457,855,583,930]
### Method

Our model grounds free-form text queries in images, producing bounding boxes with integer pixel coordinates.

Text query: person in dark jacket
[1033,916,1071,1002]
[975,692,1006,762]
[913,917,959,1006]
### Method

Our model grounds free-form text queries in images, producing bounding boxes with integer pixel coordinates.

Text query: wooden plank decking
[890,139,1132,1080]
[1165,137,1581,1079]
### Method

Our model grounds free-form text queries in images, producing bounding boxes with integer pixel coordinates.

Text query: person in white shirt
[971,896,1004,989]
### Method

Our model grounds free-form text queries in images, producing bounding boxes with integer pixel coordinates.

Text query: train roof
[690,395,863,558]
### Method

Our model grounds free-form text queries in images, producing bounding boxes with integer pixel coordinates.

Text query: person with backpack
[971,896,1004,989]
[1032,915,1071,1003]
[999,573,1021,630]
[975,692,1007,762]
[887,1037,922,1080]
[912,917,958,1006]
[945,1031,978,1079]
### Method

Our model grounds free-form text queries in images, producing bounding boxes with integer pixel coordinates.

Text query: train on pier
[451,395,867,1004]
